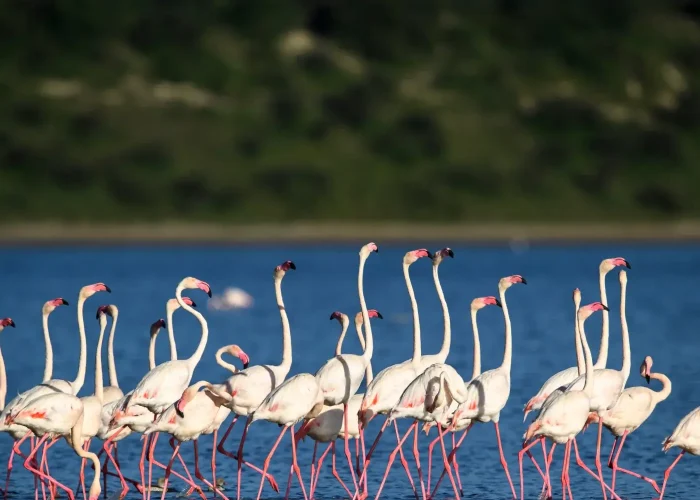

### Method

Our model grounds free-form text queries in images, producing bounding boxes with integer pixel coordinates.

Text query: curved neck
[166,307,178,361]
[579,316,595,397]
[177,287,208,370]
[619,279,631,385]
[215,347,239,374]
[574,301,584,375]
[94,320,106,400]
[432,264,450,363]
[148,333,157,371]
[498,287,512,372]
[69,411,102,500]
[650,372,672,404]
[470,308,482,380]
[594,270,610,368]
[334,319,349,357]
[275,277,292,370]
[404,262,422,364]
[72,296,88,394]
[358,255,373,363]
[42,312,53,382]
[107,311,119,388]
[0,345,6,411]
[355,321,374,385]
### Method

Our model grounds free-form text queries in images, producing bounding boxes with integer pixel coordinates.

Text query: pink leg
[355,438,360,479]
[373,421,416,500]
[426,434,440,492]
[175,450,206,500]
[545,442,556,498]
[393,421,418,500]
[341,404,360,495]
[24,435,75,500]
[518,438,544,500]
[309,441,318,496]
[594,420,608,500]
[147,435,201,499]
[138,435,149,500]
[607,436,619,469]
[571,439,620,499]
[411,421,427,500]
[452,432,463,497]
[561,441,571,500]
[311,442,333,498]
[610,432,626,494]
[493,422,516,499]
[103,441,129,498]
[211,430,219,498]
[235,416,251,500]
[159,441,180,500]
[283,465,294,500]
[331,442,353,499]
[437,422,459,499]
[4,443,16,499]
[658,451,685,500]
[430,424,471,499]
[147,432,159,500]
[256,426,288,500]
[608,431,660,495]
[193,440,226,499]
[356,418,390,491]
[289,424,309,500]
[359,424,368,496]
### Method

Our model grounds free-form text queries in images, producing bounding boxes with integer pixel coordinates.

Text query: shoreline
[1,221,700,245]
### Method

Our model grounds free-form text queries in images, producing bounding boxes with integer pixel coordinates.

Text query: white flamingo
[657,405,700,498]
[215,260,295,500]
[520,301,611,500]
[437,275,527,499]
[418,248,454,367]
[356,249,431,498]
[523,257,631,420]
[593,355,671,497]
[314,242,378,494]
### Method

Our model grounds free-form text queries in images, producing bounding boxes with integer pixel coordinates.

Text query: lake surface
[1,244,699,499]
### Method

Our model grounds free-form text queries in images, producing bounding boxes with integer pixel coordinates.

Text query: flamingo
[102,305,124,405]
[215,260,295,500]
[592,355,671,497]
[294,309,383,499]
[434,275,526,500]
[520,301,611,500]
[6,390,103,500]
[523,258,631,420]
[657,406,700,499]
[314,242,378,493]
[356,249,432,497]
[560,269,632,499]
[417,248,454,367]
[251,372,324,500]
[120,277,211,499]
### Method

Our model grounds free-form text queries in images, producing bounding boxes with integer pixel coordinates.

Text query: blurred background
[2,0,699,236]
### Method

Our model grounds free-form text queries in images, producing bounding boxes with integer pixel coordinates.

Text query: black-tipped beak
[207,289,212,298]
[447,249,454,258]
[625,261,631,269]
[191,301,197,308]
[427,251,434,259]
[8,320,15,327]
[376,312,384,319]
[243,361,249,369]
[160,320,167,329]
[521,278,528,285]
[495,299,503,308]
[645,374,651,384]
[289,262,297,270]
[105,286,112,293]
[176,408,185,418]
[61,299,69,306]
[329,313,335,320]
[602,304,609,311]
[373,247,379,253]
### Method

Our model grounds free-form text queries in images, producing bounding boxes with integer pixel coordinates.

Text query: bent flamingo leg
[658,451,685,500]
[23,435,74,500]
[311,442,333,498]
[393,421,417,500]
[518,437,544,500]
[330,442,353,499]
[429,423,471,499]
[571,439,620,499]
[256,426,288,500]
[411,420,427,500]
[373,421,416,500]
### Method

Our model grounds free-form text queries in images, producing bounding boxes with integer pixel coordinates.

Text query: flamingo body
[252,373,324,426]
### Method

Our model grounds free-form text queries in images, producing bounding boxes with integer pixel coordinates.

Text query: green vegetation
[2,1,700,222]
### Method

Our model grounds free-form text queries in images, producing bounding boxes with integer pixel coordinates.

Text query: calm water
[1,244,699,499]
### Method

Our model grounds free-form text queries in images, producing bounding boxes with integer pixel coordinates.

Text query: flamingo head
[600,257,631,274]
[43,297,69,315]
[499,274,527,291]
[403,248,432,266]
[178,277,212,297]
[95,304,114,320]
[0,318,15,331]
[274,260,296,279]
[150,318,167,336]
[432,247,454,266]
[330,311,349,328]
[359,242,379,259]
[577,301,609,322]
[471,296,501,311]
[80,282,111,299]
[167,296,197,312]
[640,355,653,384]
[573,288,581,307]
[88,480,101,500]
[354,309,383,326]
[175,384,201,417]
[227,344,250,369]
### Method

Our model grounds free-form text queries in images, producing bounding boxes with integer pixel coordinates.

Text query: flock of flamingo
[0,243,696,500]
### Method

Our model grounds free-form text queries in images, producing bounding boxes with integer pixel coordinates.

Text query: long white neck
[216,347,239,374]
[358,255,373,364]
[166,306,178,361]
[470,308,481,380]
[275,276,292,370]
[579,314,595,397]
[0,344,6,411]
[404,262,422,364]
[107,310,119,388]
[594,270,610,368]
[432,263,450,363]
[94,320,106,401]
[498,286,513,373]
[619,278,631,386]
[148,334,157,371]
[177,286,208,371]
[334,318,349,357]
[650,372,672,405]
[357,321,374,385]
[574,299,584,375]
[72,295,88,394]
[42,312,53,382]
[69,408,102,500]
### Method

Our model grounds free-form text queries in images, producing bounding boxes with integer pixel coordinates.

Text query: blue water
[0,244,698,499]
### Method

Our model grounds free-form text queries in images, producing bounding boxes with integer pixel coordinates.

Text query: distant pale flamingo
[314,242,378,494]
[657,406,700,499]
[215,260,295,500]
[0,318,16,411]
[433,275,526,499]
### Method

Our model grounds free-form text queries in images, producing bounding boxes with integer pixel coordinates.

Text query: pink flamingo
[433,275,526,499]
[657,405,700,498]
[215,260,295,500]
[314,242,378,494]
